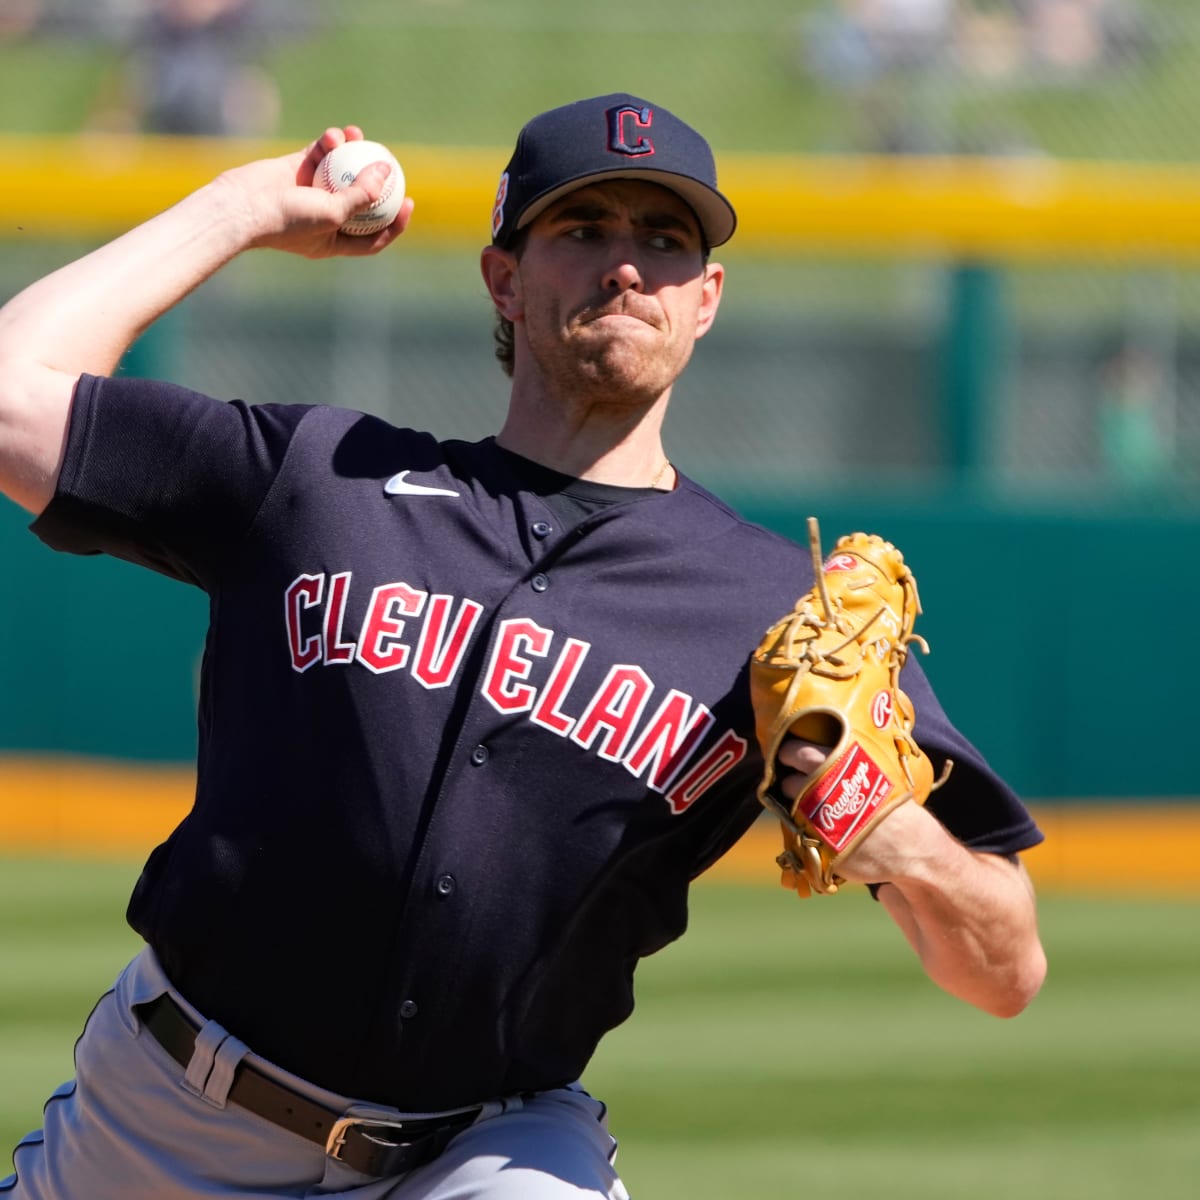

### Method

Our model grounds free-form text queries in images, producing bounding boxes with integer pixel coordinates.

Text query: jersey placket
[374,505,596,1081]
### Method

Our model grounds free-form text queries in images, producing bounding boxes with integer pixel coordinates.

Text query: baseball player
[0,94,1046,1199]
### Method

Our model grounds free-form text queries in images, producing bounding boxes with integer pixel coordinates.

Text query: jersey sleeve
[30,374,310,588]
[900,655,1043,856]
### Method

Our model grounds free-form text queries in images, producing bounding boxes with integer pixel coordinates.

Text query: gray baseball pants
[1,948,630,1199]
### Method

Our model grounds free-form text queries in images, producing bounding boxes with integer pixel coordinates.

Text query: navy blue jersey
[32,374,1042,1110]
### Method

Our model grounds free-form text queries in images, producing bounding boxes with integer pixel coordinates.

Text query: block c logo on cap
[607,105,655,157]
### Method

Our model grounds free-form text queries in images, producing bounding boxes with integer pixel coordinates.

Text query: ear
[480,245,523,321]
[694,261,725,341]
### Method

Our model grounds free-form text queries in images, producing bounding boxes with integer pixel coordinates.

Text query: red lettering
[412,595,483,688]
[323,571,356,664]
[531,637,589,736]
[355,583,427,674]
[571,666,652,762]
[285,573,324,673]
[664,730,748,815]
[624,690,714,791]
[282,576,739,808]
[482,618,552,713]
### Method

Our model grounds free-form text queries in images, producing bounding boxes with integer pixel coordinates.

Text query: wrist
[837,801,963,891]
[202,173,276,252]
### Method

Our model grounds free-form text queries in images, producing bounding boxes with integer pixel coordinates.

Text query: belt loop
[138,992,487,1176]
[181,1019,228,1099]
[202,1033,250,1109]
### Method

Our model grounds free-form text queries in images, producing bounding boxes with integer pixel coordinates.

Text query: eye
[646,232,686,252]
[565,224,602,241]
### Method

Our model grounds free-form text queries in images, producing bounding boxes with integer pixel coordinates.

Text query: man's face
[493,179,724,406]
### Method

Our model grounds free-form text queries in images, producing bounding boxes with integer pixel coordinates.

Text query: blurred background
[1,2,1197,1198]
[2,0,1198,797]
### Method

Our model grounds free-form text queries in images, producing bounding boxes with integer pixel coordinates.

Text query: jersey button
[470,745,489,766]
[435,874,456,897]
[531,521,553,539]
[399,1000,419,1019]
[531,573,549,592]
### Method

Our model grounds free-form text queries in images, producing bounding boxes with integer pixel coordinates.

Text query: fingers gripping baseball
[748,518,952,898]
[310,132,409,237]
[236,127,413,258]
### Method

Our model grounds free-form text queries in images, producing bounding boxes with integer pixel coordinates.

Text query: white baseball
[312,139,405,236]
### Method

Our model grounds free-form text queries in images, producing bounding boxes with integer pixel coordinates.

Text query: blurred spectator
[1002,0,1155,78]
[800,1,960,152]
[801,0,1154,93]
[803,0,957,88]
[1024,0,1106,73]
[87,0,312,137]
[953,1,1026,79]
[0,0,42,41]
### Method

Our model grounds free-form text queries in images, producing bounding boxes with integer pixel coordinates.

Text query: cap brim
[513,168,737,248]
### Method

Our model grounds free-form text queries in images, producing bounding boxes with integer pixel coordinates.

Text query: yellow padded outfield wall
[0,756,1195,895]
[3,134,1200,260]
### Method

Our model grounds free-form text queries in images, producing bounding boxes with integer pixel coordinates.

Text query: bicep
[0,366,78,515]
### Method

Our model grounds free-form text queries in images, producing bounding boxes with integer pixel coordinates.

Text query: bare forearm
[828,799,1045,1016]
[876,836,1046,1017]
[0,180,257,380]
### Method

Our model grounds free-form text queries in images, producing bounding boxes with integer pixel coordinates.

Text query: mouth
[577,300,660,331]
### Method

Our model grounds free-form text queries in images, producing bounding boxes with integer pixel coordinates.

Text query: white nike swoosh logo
[384,470,460,498]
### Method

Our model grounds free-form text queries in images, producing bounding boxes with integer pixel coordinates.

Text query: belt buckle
[325,1115,412,1161]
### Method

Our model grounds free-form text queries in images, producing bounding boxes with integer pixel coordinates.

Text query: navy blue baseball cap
[490,93,737,250]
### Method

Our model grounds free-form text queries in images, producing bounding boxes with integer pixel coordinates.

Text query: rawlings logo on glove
[749,518,951,898]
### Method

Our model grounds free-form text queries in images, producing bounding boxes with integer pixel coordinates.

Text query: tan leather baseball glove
[749,518,950,898]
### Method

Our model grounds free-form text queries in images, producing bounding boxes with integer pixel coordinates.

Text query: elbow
[984,941,1048,1019]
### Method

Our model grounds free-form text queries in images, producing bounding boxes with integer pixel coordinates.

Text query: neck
[497,384,674,489]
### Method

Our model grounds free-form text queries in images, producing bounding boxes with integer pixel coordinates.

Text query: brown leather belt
[135,993,482,1178]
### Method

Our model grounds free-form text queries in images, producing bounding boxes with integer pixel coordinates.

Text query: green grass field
[2,858,1197,1199]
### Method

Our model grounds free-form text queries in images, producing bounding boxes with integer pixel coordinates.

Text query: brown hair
[493,312,516,378]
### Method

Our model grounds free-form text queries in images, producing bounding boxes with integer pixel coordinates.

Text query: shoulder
[672,474,814,583]
[607,474,817,642]
[674,475,808,550]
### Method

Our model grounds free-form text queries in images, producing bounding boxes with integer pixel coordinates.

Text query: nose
[602,247,644,293]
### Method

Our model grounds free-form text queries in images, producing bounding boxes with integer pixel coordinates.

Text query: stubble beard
[533,316,692,412]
